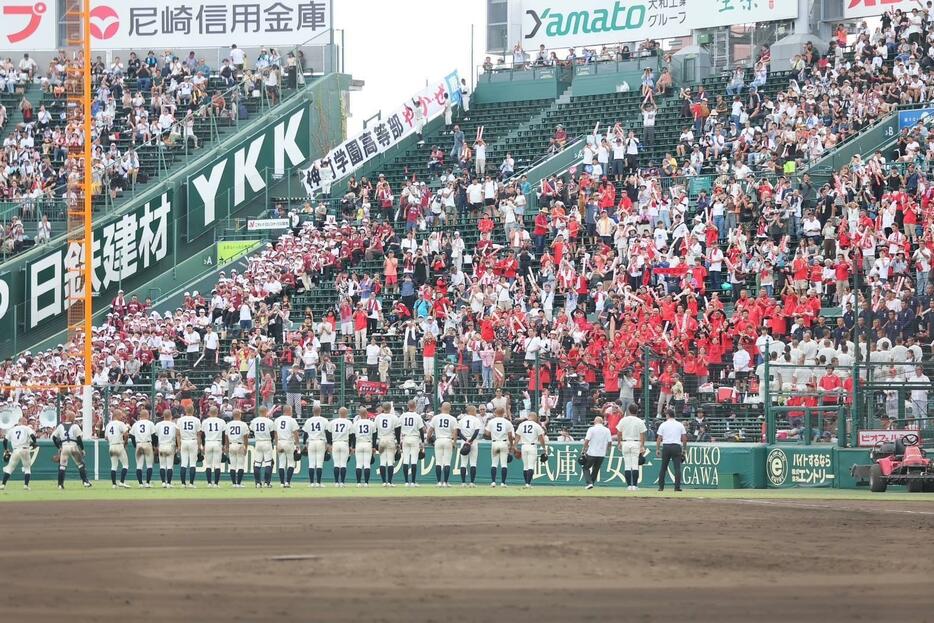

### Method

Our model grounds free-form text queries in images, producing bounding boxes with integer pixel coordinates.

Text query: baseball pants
[490,441,510,468]
[180,439,199,468]
[277,441,297,469]
[204,442,223,471]
[228,443,248,471]
[521,444,538,471]
[378,436,397,468]
[60,442,83,468]
[109,443,130,470]
[459,440,479,467]
[135,443,154,469]
[354,442,373,469]
[331,441,350,467]
[622,441,641,471]
[253,440,274,467]
[159,443,177,467]
[4,447,31,475]
[307,439,327,468]
[434,438,453,467]
[401,435,421,464]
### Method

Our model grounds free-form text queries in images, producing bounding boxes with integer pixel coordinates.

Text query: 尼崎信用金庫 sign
[0,0,332,51]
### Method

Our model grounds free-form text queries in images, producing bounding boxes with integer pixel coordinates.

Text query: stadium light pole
[81,0,94,439]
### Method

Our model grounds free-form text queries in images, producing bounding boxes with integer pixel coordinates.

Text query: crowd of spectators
[2,9,934,443]
[0,43,303,260]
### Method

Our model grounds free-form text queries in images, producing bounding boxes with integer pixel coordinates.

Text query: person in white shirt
[201,406,227,488]
[273,405,300,487]
[104,410,131,489]
[328,407,353,487]
[224,410,249,487]
[177,407,203,488]
[374,403,401,486]
[155,410,180,488]
[250,407,275,488]
[203,325,219,366]
[615,404,648,490]
[581,416,613,490]
[183,325,201,365]
[485,407,515,486]
[908,365,930,421]
[399,400,425,486]
[302,406,330,487]
[130,409,156,487]
[515,412,547,488]
[457,405,484,486]
[428,403,459,487]
[1,416,35,490]
[655,408,687,491]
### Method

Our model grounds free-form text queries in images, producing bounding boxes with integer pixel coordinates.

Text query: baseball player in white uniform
[457,405,483,486]
[616,404,648,490]
[352,407,376,487]
[399,400,424,486]
[515,412,547,488]
[373,403,400,486]
[274,405,300,488]
[250,407,275,488]
[130,409,156,487]
[156,410,180,488]
[302,405,330,487]
[51,412,92,489]
[104,409,131,488]
[427,402,458,487]
[225,410,249,487]
[328,407,352,487]
[485,407,515,487]
[1,416,36,490]
[202,406,227,488]
[177,407,203,488]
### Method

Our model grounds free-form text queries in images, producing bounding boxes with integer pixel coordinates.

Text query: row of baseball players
[86,401,549,489]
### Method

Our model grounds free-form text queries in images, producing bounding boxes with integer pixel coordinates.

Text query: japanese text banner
[302,71,461,195]
[93,0,330,49]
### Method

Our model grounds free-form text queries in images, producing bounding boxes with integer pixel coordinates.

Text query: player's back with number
[177,414,201,440]
[250,416,274,441]
[130,419,155,444]
[227,420,248,444]
[303,415,329,440]
[486,416,514,441]
[202,416,227,444]
[275,415,299,440]
[428,413,457,439]
[399,411,424,437]
[157,421,178,446]
[328,417,351,442]
[517,420,544,445]
[105,420,128,445]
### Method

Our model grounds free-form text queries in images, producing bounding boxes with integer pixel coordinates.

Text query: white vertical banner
[302,71,461,194]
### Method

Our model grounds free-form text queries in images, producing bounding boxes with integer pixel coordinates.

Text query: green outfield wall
[10,441,802,489]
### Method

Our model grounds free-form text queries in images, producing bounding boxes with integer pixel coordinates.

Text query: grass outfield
[2,481,934,502]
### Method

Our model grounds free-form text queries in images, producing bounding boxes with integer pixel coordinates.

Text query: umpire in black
[655,407,687,491]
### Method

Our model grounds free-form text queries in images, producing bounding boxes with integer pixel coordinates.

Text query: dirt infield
[2,496,933,622]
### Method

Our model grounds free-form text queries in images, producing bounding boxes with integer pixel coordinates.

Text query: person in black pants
[581,416,613,489]
[655,407,687,491]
